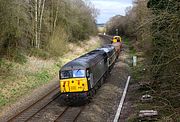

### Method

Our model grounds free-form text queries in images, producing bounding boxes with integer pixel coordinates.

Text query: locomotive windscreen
[61,69,86,79]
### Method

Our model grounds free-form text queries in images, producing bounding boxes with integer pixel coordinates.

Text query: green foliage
[0,0,97,60]
[48,27,68,56]
[29,48,50,59]
[12,49,27,64]
[132,64,145,82]
[34,71,50,83]
[0,48,27,64]
[124,38,130,45]
[106,15,127,36]
[0,0,32,56]
[58,0,97,42]
[147,0,180,83]
[129,46,136,55]
[0,94,7,106]
[0,59,12,75]
[147,0,179,13]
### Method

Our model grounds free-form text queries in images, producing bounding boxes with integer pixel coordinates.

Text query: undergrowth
[128,40,180,121]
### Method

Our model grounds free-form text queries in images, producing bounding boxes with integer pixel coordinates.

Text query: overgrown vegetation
[106,0,180,120]
[0,0,98,61]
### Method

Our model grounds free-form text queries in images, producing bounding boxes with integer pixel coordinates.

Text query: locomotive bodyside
[96,44,116,71]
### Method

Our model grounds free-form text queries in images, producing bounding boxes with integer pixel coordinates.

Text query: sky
[89,0,133,24]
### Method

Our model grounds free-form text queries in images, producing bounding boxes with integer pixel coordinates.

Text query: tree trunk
[35,0,38,48]
[38,0,46,48]
[53,1,59,36]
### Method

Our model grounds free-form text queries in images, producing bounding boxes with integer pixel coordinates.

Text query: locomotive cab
[60,69,89,93]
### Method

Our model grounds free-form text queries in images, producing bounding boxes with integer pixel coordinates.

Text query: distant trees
[106,0,180,83]
[106,0,150,38]
[0,0,97,59]
[106,15,127,36]
[0,0,32,57]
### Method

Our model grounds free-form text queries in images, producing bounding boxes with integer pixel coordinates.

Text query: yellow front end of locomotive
[112,36,122,43]
[60,78,88,93]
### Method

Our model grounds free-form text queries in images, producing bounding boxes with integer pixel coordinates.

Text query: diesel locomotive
[59,44,120,103]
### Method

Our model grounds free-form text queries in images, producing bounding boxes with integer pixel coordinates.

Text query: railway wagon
[112,42,122,58]
[59,50,108,102]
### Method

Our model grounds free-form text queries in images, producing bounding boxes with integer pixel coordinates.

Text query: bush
[48,28,68,57]
[29,48,50,59]
[2,48,27,64]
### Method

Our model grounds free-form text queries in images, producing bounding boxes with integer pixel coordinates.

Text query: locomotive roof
[96,44,115,57]
[60,50,107,71]
[101,44,115,50]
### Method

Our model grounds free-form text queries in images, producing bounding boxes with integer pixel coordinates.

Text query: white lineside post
[133,56,137,66]
[113,76,131,122]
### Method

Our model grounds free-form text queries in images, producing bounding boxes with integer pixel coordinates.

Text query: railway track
[98,34,112,44]
[8,85,60,122]
[7,84,84,122]
[54,106,84,122]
